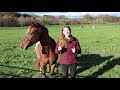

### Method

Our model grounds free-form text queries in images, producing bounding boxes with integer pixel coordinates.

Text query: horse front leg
[40,62,46,78]
[49,63,56,78]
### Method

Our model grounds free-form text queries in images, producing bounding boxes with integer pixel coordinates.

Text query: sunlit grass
[1,24,120,78]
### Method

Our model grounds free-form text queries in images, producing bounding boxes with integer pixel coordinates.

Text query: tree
[82,14,94,24]
[59,19,66,25]
[18,16,25,27]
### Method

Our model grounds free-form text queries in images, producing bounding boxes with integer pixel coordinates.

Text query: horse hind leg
[32,58,40,70]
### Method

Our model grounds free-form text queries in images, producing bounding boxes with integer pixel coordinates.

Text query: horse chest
[35,41,50,56]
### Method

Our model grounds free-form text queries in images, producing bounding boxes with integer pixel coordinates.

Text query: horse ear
[29,22,35,26]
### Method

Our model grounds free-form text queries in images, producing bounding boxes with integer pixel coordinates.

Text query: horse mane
[30,22,48,34]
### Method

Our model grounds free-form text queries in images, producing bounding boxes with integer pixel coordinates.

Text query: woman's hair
[58,26,72,48]
[61,25,71,37]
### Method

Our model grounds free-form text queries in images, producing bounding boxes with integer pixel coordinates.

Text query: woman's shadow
[76,54,114,78]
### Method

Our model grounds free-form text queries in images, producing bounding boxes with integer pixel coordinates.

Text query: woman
[55,26,81,78]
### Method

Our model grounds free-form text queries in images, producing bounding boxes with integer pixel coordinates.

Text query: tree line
[0,12,120,27]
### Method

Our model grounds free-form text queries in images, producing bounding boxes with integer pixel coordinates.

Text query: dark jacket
[55,37,81,64]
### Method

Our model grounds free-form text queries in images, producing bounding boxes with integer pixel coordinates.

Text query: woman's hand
[71,46,76,53]
[58,46,62,51]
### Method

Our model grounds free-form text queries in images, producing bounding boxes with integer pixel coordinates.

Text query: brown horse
[20,22,58,78]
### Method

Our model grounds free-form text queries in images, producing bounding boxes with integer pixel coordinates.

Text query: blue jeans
[60,63,77,78]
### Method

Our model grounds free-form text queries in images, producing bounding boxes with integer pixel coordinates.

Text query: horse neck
[37,25,50,46]
[39,33,50,46]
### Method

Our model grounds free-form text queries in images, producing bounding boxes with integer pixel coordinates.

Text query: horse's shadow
[77,54,114,78]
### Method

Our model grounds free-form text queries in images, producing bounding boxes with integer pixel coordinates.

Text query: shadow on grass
[0,72,30,78]
[0,64,40,78]
[0,64,40,72]
[0,64,61,78]
[85,57,120,78]
[77,54,114,78]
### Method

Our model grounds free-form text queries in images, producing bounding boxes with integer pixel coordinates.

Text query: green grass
[1,24,120,78]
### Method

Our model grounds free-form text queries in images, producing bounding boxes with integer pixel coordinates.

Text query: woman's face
[63,28,71,37]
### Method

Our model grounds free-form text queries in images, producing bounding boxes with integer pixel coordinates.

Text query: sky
[17,12,120,18]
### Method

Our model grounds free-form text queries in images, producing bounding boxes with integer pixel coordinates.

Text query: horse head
[20,22,47,50]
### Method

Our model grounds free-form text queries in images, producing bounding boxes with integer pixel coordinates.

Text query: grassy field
[1,24,120,78]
